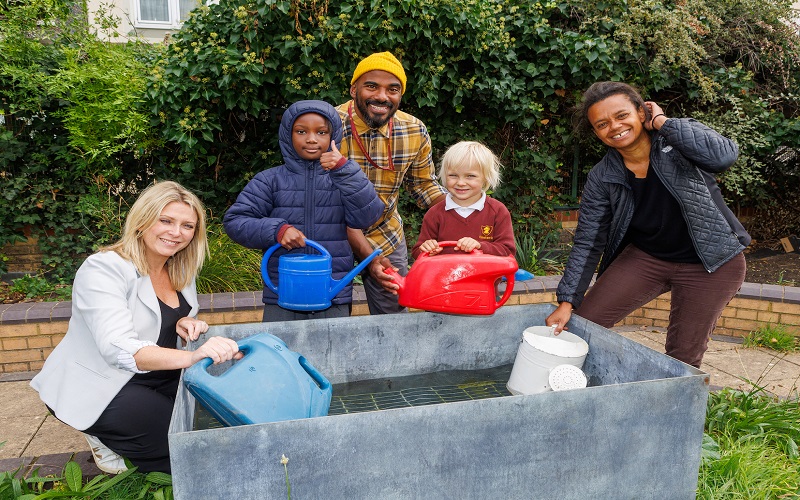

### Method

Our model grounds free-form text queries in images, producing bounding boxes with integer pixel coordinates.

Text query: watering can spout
[329,248,382,297]
[383,267,405,291]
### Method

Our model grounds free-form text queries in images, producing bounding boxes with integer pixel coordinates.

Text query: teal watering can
[183,333,332,427]
[261,239,381,311]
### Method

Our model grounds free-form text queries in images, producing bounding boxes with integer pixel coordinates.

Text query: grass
[743,323,800,352]
[698,385,800,498]
[0,459,175,500]
[776,270,797,287]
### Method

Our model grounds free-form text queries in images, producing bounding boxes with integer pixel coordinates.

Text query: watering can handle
[261,239,332,294]
[496,273,516,309]
[186,337,251,390]
[261,244,282,294]
[298,356,331,391]
[418,240,483,259]
[192,337,255,371]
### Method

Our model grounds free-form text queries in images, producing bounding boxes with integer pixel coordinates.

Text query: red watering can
[384,241,518,315]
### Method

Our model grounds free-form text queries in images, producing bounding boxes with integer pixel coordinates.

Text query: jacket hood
[279,100,343,172]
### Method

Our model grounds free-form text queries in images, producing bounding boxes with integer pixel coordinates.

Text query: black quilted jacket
[556,118,751,309]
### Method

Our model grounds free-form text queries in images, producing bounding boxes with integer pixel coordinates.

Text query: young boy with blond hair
[412,141,515,259]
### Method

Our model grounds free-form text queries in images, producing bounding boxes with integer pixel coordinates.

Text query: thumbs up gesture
[320,140,344,171]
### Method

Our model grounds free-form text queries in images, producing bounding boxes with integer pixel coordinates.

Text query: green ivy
[2,0,800,282]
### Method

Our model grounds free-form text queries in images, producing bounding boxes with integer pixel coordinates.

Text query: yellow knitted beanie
[350,52,407,94]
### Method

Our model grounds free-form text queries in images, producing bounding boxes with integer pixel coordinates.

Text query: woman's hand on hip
[190,336,243,365]
[177,317,209,342]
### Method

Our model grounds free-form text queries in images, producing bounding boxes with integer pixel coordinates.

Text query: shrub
[3,0,800,281]
[0,0,160,279]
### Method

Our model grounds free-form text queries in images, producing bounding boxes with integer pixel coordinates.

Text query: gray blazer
[30,251,199,430]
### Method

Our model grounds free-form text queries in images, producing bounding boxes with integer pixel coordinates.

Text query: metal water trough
[168,303,709,499]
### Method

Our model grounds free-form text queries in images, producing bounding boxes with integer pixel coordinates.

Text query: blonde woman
[31,181,242,474]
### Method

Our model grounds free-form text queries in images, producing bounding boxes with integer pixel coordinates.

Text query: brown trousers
[576,245,746,368]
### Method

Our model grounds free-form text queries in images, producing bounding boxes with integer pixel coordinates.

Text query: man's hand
[368,256,400,294]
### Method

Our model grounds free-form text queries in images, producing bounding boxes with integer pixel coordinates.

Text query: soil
[743,246,800,287]
[1,245,799,304]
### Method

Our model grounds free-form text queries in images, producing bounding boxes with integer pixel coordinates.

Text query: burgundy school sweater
[411,197,516,259]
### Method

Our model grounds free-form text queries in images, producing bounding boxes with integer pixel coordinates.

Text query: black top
[133,292,191,381]
[622,168,701,263]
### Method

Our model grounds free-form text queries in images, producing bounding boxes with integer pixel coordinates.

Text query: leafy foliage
[0,0,159,279]
[0,459,174,500]
[3,0,800,282]
[514,229,565,276]
[9,274,71,300]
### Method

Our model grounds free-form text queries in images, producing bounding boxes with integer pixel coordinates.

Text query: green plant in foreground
[743,323,799,352]
[514,231,564,276]
[196,224,263,294]
[0,468,53,498]
[699,387,800,497]
[697,432,800,499]
[281,454,291,500]
[0,459,175,500]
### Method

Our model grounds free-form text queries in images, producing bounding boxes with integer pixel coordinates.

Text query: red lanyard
[348,103,394,171]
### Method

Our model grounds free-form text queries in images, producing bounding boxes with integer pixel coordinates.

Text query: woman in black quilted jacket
[546,81,750,368]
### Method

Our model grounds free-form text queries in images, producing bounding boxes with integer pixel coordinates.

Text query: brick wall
[1,237,43,274]
[1,278,798,375]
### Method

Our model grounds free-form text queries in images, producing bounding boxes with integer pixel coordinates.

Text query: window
[132,0,203,29]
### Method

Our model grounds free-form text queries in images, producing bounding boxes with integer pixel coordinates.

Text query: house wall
[86,0,177,44]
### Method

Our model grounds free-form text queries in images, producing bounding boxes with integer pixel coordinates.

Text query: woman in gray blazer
[31,181,242,474]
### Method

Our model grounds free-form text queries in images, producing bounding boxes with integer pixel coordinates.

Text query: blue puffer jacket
[556,118,751,309]
[223,100,384,306]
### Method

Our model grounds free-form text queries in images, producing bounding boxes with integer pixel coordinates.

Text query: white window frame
[131,0,209,30]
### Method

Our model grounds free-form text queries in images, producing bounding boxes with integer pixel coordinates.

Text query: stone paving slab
[0,415,45,458]
[0,380,49,419]
[24,416,87,458]
[614,325,800,399]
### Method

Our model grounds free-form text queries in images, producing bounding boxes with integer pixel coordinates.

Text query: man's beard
[355,95,398,129]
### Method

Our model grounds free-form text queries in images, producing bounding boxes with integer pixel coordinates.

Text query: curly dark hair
[573,81,651,137]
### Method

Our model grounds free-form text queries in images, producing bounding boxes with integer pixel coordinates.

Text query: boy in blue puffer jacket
[223,100,384,321]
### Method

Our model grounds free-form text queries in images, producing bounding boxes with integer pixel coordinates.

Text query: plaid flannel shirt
[337,101,447,255]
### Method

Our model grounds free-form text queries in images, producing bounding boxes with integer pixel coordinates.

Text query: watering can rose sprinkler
[384,241,518,315]
[261,239,382,311]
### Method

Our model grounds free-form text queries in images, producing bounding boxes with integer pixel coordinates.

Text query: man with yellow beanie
[338,51,447,315]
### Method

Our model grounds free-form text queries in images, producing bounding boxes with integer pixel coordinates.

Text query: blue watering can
[261,239,382,311]
[183,333,332,427]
